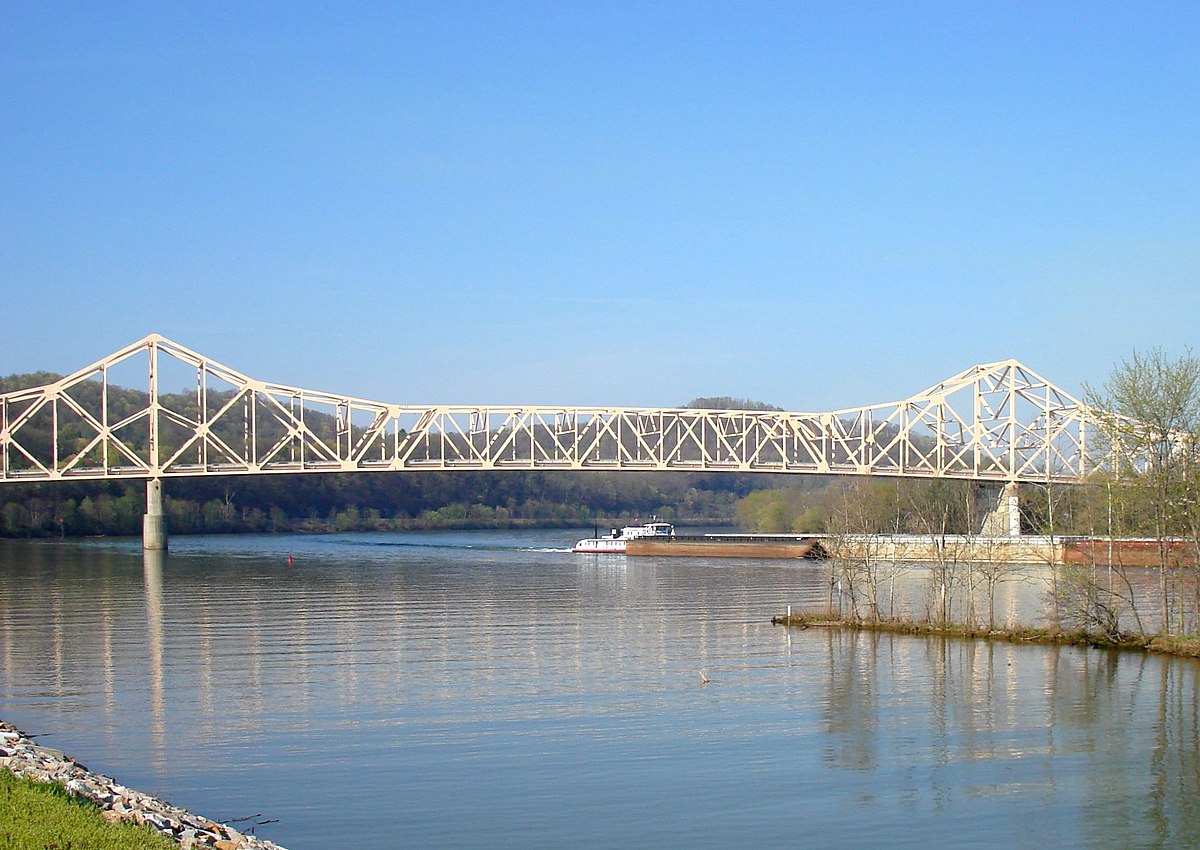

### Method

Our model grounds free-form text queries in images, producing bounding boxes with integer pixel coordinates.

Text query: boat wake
[322,538,577,555]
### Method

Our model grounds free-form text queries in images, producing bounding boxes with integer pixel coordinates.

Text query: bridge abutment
[143,478,168,551]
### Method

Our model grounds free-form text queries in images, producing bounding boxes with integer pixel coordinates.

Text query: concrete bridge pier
[980,482,1021,537]
[143,478,168,551]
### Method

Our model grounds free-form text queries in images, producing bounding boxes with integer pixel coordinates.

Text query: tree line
[0,468,791,538]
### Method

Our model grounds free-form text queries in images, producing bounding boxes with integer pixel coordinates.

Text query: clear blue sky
[3,2,1198,410]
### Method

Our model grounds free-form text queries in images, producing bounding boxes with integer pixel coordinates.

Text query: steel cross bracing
[0,334,1108,484]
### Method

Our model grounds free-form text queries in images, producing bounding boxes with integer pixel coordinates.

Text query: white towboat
[573,521,675,553]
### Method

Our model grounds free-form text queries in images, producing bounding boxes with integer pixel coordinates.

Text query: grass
[1146,633,1200,658]
[0,768,179,850]
[773,611,1200,656]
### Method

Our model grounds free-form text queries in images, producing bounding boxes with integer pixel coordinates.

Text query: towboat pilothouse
[573,521,675,554]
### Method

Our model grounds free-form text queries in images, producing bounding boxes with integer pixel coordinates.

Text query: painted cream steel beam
[0,334,1115,484]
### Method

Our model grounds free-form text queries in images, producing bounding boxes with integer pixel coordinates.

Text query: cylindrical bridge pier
[143,478,168,551]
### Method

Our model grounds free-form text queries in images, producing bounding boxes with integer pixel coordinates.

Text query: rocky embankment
[0,721,287,850]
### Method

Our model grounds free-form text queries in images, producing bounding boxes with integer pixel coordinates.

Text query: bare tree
[971,534,1028,632]
[904,479,973,626]
[824,479,912,623]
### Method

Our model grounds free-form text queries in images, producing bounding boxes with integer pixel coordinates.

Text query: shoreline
[0,721,287,850]
[771,612,1200,658]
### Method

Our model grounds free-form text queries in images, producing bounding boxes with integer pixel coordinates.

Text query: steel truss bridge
[1,334,1107,486]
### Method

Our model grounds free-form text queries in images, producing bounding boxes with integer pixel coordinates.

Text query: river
[1,530,1198,849]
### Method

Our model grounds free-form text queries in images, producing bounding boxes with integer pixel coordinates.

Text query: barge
[627,534,828,559]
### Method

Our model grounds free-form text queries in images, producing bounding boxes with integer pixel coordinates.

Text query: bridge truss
[1,334,1105,485]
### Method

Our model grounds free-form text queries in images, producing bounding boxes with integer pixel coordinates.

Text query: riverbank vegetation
[0,768,178,850]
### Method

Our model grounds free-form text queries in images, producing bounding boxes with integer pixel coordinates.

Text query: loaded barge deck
[626,534,827,559]
[624,534,1198,566]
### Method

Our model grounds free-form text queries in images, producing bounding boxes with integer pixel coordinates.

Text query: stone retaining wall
[0,720,287,850]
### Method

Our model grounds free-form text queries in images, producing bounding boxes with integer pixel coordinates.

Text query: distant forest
[0,372,800,538]
[0,470,816,538]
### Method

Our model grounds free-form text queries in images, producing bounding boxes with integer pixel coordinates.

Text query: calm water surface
[2,531,1199,849]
